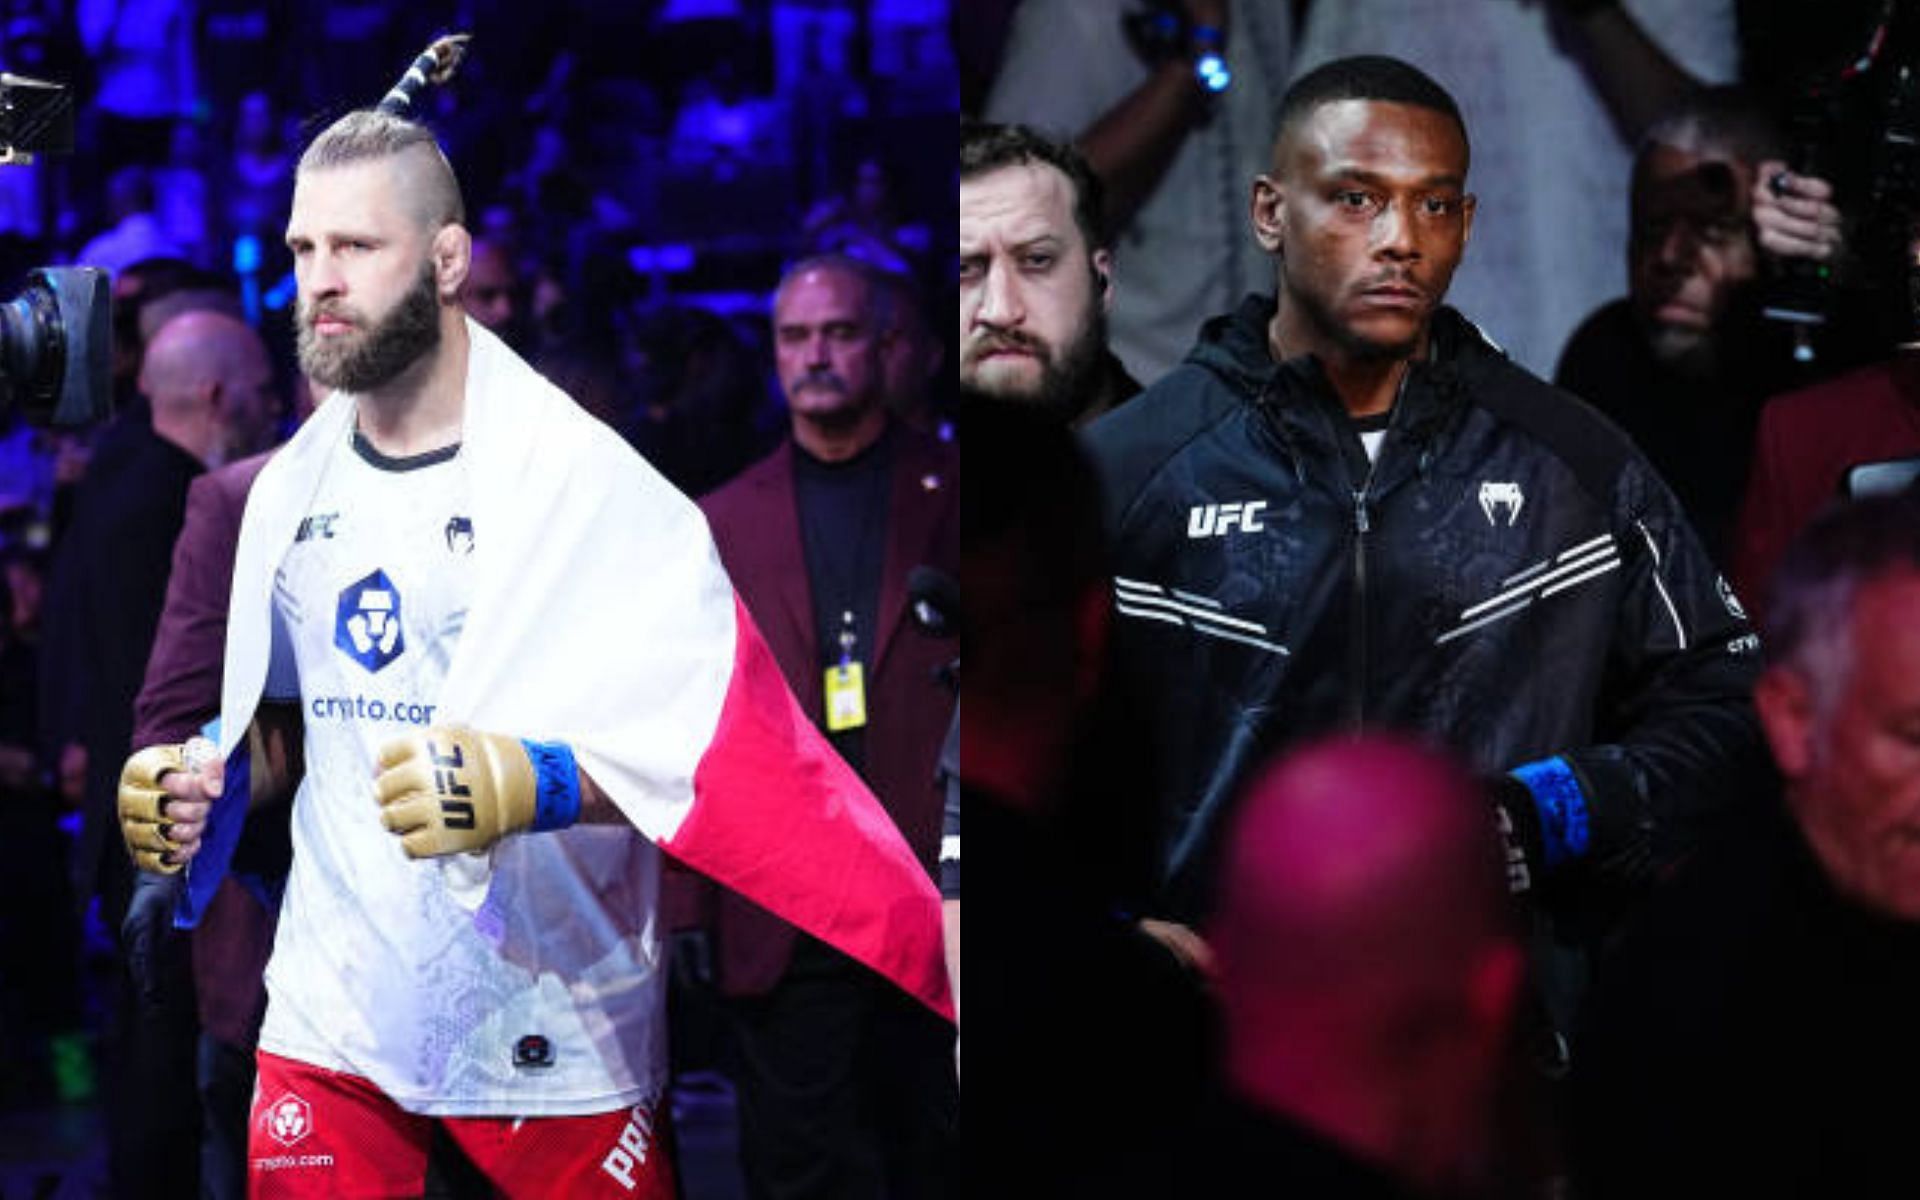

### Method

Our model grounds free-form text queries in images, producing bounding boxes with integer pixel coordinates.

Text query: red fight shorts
[248,1050,676,1199]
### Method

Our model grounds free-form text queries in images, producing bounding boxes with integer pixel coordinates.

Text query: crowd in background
[0,0,956,551]
[10,0,1920,1195]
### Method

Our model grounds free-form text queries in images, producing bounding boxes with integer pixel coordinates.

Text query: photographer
[1729,9,1920,622]
[1556,88,1793,565]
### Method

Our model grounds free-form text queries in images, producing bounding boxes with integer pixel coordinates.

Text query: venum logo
[263,1092,313,1148]
[1187,501,1268,538]
[1478,482,1524,527]
[445,515,474,555]
[335,569,405,672]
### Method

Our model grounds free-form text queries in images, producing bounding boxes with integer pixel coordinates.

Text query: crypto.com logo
[336,569,405,672]
[262,1091,313,1148]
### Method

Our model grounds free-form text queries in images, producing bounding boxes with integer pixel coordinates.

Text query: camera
[0,266,112,427]
[1766,6,1920,355]
[0,74,112,427]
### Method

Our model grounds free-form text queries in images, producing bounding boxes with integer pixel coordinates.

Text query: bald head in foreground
[1208,735,1524,1197]
[141,310,280,467]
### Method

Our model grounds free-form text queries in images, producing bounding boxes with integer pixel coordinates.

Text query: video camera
[0,73,111,427]
[1767,4,1920,355]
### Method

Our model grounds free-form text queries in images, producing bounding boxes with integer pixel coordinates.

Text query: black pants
[0,787,83,1102]
[198,1035,254,1200]
[726,936,958,1200]
[99,857,202,1200]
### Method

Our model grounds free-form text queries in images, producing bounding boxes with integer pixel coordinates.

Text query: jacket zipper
[1346,367,1411,729]
[1349,484,1369,729]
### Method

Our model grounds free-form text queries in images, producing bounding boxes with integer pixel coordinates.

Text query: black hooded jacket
[1084,296,1765,940]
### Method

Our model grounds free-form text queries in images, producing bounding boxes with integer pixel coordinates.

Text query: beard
[1636,293,1718,378]
[963,304,1108,423]
[297,261,443,393]
[1645,322,1718,378]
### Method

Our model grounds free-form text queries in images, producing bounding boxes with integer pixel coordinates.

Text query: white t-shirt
[257,428,666,1115]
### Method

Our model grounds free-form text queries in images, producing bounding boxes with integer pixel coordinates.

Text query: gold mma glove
[375,725,582,858]
[118,737,217,874]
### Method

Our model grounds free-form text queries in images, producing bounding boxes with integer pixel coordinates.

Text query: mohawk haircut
[961,119,1109,251]
[298,109,466,228]
[1273,55,1469,169]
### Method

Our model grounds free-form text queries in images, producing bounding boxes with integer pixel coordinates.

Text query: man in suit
[698,253,959,1199]
[46,311,278,936]
[126,449,280,1200]
[39,309,277,1198]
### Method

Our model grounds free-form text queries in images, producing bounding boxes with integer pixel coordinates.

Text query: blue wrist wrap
[1510,756,1590,869]
[521,738,582,832]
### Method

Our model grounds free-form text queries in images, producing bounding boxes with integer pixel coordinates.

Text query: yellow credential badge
[824,661,868,732]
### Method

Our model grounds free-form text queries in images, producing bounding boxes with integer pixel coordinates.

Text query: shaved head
[298,109,464,232]
[141,310,278,462]
[1270,55,1467,172]
[141,311,268,409]
[1212,736,1508,999]
[1207,734,1523,1189]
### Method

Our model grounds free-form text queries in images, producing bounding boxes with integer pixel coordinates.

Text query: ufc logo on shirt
[1188,501,1268,538]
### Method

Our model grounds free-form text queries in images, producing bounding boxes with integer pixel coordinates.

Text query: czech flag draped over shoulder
[192,318,952,1021]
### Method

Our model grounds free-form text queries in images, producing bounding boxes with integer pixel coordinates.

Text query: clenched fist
[119,738,220,874]
[374,726,581,858]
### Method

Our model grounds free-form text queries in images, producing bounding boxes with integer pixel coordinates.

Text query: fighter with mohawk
[116,37,949,1197]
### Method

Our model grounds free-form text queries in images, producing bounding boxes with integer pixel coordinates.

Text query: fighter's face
[959,162,1111,412]
[287,160,444,393]
[1762,569,1920,920]
[1628,145,1759,369]
[774,267,887,426]
[1257,100,1474,362]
